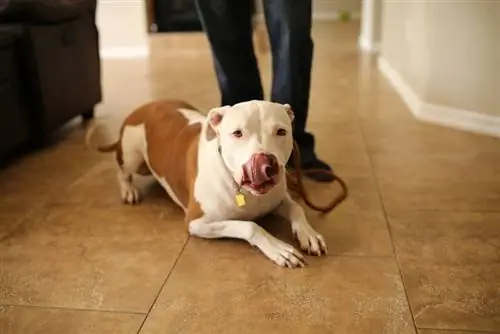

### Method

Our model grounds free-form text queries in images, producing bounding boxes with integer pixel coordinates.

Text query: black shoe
[288,157,334,183]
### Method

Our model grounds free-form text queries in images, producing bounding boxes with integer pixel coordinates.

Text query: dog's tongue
[243,155,272,185]
[253,163,272,185]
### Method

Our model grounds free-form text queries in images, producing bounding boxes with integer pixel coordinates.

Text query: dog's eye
[276,128,287,136]
[232,130,243,138]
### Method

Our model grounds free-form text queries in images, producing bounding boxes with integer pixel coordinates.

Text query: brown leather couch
[0,0,102,160]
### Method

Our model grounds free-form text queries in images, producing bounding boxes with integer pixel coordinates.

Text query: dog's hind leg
[117,164,141,204]
[116,125,147,205]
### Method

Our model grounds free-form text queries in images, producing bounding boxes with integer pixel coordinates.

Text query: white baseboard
[100,10,359,59]
[378,57,500,138]
[358,34,380,53]
[99,46,149,59]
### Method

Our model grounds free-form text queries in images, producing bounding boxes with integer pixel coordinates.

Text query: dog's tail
[85,122,119,153]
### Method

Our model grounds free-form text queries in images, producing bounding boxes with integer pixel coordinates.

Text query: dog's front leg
[188,218,306,268]
[274,194,328,256]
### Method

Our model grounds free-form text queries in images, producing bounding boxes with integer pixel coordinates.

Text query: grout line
[368,208,500,214]
[0,303,147,315]
[417,327,500,334]
[327,253,394,259]
[354,102,420,333]
[135,236,191,334]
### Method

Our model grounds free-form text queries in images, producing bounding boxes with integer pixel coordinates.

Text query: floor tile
[0,143,102,205]
[356,88,417,122]
[371,153,500,212]
[0,203,47,242]
[260,206,393,258]
[305,120,372,179]
[2,19,499,333]
[389,212,500,332]
[309,120,367,155]
[305,207,393,257]
[0,213,28,242]
[0,306,143,334]
[308,91,361,123]
[99,59,154,107]
[418,330,499,334]
[64,161,121,202]
[362,119,500,154]
[0,194,40,229]
[68,158,390,259]
[284,177,392,257]
[297,174,383,212]
[139,240,415,334]
[0,203,187,313]
[61,160,179,209]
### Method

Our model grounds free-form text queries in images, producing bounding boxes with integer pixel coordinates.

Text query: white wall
[96,0,150,58]
[378,0,500,137]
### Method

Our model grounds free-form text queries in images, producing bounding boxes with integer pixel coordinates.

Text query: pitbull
[86,100,327,267]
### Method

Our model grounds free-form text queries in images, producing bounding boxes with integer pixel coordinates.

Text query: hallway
[1,22,499,333]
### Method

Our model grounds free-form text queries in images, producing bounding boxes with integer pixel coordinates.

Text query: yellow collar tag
[235,192,246,207]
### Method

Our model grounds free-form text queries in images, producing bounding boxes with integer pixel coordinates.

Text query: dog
[86,100,327,268]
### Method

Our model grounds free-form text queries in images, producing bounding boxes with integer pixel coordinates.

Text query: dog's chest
[197,180,286,221]
[233,189,284,220]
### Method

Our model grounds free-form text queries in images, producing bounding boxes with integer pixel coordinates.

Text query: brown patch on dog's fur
[89,99,204,221]
[115,100,197,176]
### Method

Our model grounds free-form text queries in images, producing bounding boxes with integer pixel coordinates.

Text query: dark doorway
[154,0,202,32]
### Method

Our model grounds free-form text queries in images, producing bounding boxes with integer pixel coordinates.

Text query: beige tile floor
[1,22,500,334]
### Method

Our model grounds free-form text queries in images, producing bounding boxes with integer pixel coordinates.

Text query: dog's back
[136,100,204,208]
[86,99,205,208]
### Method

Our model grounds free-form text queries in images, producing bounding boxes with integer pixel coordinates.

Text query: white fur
[119,124,186,209]
[118,125,145,204]
[188,218,306,267]
[117,108,206,209]
[274,193,328,255]
[154,176,185,211]
[191,101,327,267]
[178,108,205,125]
[208,101,294,185]
[117,101,327,268]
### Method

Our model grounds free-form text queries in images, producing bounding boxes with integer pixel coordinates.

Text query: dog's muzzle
[241,152,279,186]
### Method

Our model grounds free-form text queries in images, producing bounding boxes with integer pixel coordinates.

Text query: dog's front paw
[293,224,328,256]
[259,237,306,268]
[121,184,141,205]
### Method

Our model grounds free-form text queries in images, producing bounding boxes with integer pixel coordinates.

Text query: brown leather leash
[286,141,348,214]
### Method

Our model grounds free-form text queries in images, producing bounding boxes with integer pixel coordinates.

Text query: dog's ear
[205,106,228,141]
[283,104,295,122]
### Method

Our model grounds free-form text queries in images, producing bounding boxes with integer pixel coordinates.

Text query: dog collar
[217,144,246,207]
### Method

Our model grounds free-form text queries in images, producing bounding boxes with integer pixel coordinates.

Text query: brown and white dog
[86,100,327,268]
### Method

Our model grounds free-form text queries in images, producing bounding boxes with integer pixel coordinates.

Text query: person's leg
[195,0,263,105]
[262,0,333,182]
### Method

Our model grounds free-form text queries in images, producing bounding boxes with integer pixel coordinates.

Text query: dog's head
[205,100,294,196]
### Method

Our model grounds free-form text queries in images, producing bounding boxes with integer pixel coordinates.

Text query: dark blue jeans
[195,0,316,164]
